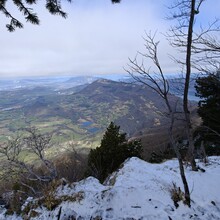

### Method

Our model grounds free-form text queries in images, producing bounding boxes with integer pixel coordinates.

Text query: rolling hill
[0,78,197,156]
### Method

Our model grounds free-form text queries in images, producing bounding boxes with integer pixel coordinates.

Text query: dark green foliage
[87,122,142,182]
[0,0,40,31]
[46,0,68,18]
[149,151,163,163]
[1,0,120,31]
[195,74,220,153]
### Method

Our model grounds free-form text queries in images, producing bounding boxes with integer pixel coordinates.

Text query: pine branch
[46,0,67,18]
[0,3,24,31]
[12,0,40,24]
[25,0,37,4]
[1,0,118,31]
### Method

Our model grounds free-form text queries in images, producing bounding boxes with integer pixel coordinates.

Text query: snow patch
[1,157,220,219]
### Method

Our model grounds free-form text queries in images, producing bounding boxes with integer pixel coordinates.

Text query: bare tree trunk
[169,113,191,207]
[200,140,208,164]
[167,0,218,170]
[126,32,191,206]
[184,0,197,171]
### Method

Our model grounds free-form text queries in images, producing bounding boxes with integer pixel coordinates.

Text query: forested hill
[0,78,196,149]
[77,79,171,135]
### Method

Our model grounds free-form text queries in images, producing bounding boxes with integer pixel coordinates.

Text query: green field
[0,79,179,157]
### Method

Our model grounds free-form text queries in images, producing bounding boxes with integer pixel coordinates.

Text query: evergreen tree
[0,0,120,31]
[195,73,220,154]
[87,122,142,182]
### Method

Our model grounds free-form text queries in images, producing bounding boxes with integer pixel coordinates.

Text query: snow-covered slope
[1,157,220,220]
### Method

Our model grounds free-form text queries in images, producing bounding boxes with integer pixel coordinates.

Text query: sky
[0,0,219,78]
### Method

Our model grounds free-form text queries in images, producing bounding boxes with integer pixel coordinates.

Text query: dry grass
[169,182,185,208]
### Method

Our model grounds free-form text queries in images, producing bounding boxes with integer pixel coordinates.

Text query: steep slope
[18,79,176,136]
[71,79,175,135]
[2,157,220,219]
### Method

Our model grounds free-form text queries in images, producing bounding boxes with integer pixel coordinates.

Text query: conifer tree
[87,122,142,182]
[0,0,120,31]
[195,73,220,153]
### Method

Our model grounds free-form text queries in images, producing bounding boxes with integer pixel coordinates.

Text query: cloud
[0,0,219,78]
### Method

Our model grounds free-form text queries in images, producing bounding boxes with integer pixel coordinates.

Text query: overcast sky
[0,0,219,78]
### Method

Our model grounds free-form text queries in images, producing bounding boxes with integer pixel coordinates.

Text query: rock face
[1,157,220,220]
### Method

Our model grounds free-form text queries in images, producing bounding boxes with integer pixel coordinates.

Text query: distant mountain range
[0,75,99,91]
[0,76,199,155]
[0,74,199,100]
[0,75,129,91]
[20,79,172,135]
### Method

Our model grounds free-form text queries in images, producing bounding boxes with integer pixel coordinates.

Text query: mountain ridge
[0,78,197,155]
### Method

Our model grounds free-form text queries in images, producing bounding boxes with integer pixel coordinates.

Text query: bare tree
[126,32,191,207]
[126,1,219,204]
[165,0,200,170]
[191,22,220,74]
[0,127,57,196]
[55,141,88,182]
[167,0,220,170]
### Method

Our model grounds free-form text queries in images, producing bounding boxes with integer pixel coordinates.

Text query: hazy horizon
[1,0,219,78]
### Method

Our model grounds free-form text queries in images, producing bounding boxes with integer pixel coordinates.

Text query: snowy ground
[1,157,220,220]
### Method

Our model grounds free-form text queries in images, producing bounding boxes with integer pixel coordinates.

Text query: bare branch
[0,128,57,195]
[125,32,172,113]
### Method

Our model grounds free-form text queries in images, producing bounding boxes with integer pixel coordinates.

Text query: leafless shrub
[0,127,90,214]
[55,150,88,183]
[0,127,58,213]
[169,182,185,208]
